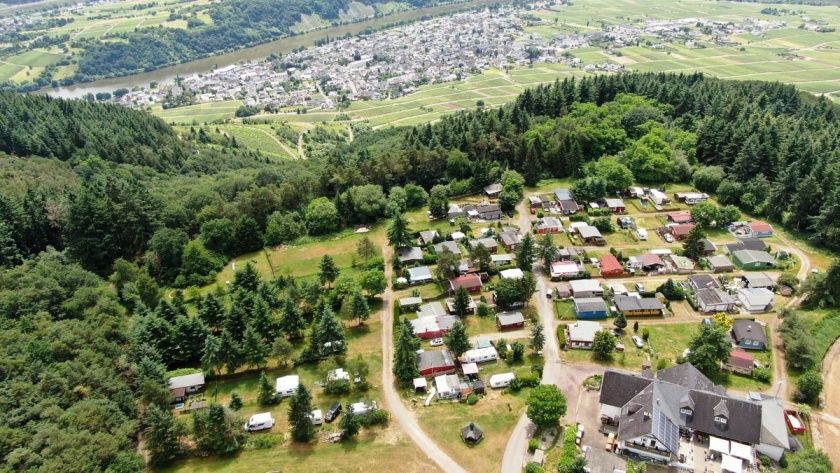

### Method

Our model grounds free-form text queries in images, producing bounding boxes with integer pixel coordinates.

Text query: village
[114,3,789,112]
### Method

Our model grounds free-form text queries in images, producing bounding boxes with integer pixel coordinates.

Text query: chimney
[643,412,650,421]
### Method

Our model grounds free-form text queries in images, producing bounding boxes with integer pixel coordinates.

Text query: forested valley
[1,72,840,471]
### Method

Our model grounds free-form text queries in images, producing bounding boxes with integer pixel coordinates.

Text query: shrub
[245,433,283,450]
[641,328,650,341]
[525,463,545,473]
[357,409,389,427]
[557,325,567,349]
[324,378,351,395]
[528,438,539,452]
[752,367,772,383]
[466,394,479,405]
[656,358,668,371]
[509,378,524,392]
[518,373,540,388]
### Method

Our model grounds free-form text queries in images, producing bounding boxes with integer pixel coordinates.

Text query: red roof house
[669,223,696,240]
[667,211,693,224]
[748,221,773,238]
[417,350,456,377]
[600,254,624,277]
[726,349,755,375]
[448,274,483,293]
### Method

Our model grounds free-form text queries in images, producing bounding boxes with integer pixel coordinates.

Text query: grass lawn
[412,356,540,472]
[555,300,576,321]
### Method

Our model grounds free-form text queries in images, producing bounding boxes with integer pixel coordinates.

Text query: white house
[566,321,603,349]
[569,279,604,298]
[435,374,461,399]
[736,288,774,313]
[275,375,300,397]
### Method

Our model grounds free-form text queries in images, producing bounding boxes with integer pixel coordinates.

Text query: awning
[729,442,753,461]
[721,454,743,473]
[709,436,730,454]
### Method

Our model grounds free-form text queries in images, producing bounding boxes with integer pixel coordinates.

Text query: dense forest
[1,72,840,471]
[72,0,437,81]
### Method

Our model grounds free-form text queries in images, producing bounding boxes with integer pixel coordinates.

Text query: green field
[214,124,299,159]
[154,100,245,124]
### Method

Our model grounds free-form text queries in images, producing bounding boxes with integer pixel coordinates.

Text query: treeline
[0,92,185,169]
[74,0,435,80]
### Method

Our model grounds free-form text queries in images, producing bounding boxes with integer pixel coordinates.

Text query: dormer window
[714,415,728,425]
[680,407,693,417]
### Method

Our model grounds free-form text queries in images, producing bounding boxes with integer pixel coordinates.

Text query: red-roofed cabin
[667,211,693,224]
[599,254,624,277]
[669,224,695,240]
[448,274,483,294]
[726,349,755,375]
[748,221,773,238]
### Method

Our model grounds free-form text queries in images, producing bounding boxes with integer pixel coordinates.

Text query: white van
[245,412,275,432]
[489,372,516,389]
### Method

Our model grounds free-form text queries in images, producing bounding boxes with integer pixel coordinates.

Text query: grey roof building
[397,246,424,264]
[434,240,462,256]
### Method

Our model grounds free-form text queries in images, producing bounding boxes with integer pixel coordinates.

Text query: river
[46,0,500,99]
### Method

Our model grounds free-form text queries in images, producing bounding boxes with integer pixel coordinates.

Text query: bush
[518,373,540,388]
[641,328,650,341]
[357,409,389,427]
[568,214,590,223]
[655,358,668,371]
[245,433,283,450]
[324,378,351,395]
[509,377,524,392]
[752,367,772,383]
[528,438,539,452]
[525,464,545,473]
[557,325,567,349]
[466,393,479,405]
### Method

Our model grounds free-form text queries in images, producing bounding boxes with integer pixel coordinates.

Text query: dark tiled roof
[656,364,719,393]
[732,319,768,344]
[599,370,654,407]
[683,390,762,445]
[614,295,664,312]
[417,349,455,372]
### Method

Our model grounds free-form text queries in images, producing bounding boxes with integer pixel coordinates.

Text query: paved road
[379,246,468,473]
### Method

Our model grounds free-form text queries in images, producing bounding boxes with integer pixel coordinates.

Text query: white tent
[721,454,743,473]
[709,436,730,455]
[729,442,753,461]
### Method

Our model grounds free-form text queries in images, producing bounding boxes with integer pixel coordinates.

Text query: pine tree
[174,315,209,367]
[682,225,707,261]
[280,298,305,340]
[219,330,243,374]
[229,393,243,411]
[537,234,557,272]
[232,262,261,294]
[288,384,315,442]
[249,296,279,342]
[444,321,470,357]
[387,211,413,248]
[393,324,420,385]
[257,371,277,406]
[319,255,339,289]
[614,312,628,332]
[516,233,536,272]
[272,337,294,367]
[201,334,223,375]
[144,404,184,466]
[192,403,246,455]
[453,286,471,317]
[315,307,346,357]
[198,293,225,330]
[530,323,545,353]
[349,290,370,325]
[356,236,376,261]
[242,324,270,369]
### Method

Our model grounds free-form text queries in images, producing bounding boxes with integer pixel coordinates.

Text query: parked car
[632,336,644,349]
[606,432,616,451]
[664,233,675,243]
[635,283,645,293]
[430,337,444,347]
[325,402,342,423]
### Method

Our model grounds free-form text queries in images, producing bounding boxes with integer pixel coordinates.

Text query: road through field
[379,246,468,473]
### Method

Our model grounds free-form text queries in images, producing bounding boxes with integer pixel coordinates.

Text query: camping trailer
[489,372,516,389]
[275,375,300,397]
[461,347,498,364]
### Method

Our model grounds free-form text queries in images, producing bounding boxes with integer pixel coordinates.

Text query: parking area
[575,386,628,473]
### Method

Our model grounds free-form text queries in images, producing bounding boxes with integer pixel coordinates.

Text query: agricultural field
[528,0,840,101]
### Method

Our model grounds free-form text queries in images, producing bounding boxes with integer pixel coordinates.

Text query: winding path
[379,246,469,473]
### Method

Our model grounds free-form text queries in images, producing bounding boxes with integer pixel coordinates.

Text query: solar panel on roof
[653,408,680,454]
